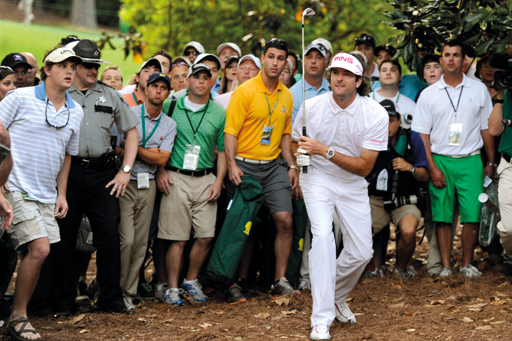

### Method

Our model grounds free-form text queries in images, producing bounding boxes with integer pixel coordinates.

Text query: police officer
[50,39,139,315]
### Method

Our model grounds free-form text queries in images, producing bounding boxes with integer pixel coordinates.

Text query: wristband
[487,162,498,168]
[494,99,504,105]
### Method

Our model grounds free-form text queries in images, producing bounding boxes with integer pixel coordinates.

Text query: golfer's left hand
[297,136,328,157]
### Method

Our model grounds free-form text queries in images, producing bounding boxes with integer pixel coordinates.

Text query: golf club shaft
[301,14,308,173]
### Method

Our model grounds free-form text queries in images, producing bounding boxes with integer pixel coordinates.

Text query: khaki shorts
[6,191,59,250]
[158,171,217,241]
[370,195,421,235]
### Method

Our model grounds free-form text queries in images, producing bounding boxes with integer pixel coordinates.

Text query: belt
[71,156,102,170]
[504,154,511,163]
[235,155,271,164]
[441,150,481,159]
[165,165,213,177]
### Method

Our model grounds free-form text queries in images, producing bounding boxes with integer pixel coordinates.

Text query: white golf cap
[183,41,205,55]
[327,53,363,76]
[237,54,261,70]
[194,53,221,70]
[216,42,242,57]
[312,38,333,55]
[44,48,83,65]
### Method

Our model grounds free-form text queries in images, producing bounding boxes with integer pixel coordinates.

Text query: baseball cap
[138,58,163,73]
[183,41,205,55]
[187,63,212,78]
[0,66,14,81]
[147,73,171,89]
[380,99,400,117]
[71,39,112,65]
[1,53,33,70]
[311,38,333,55]
[44,48,83,65]
[355,33,376,50]
[194,53,221,70]
[216,42,242,57]
[225,56,240,69]
[305,44,327,58]
[374,44,397,58]
[238,54,261,70]
[327,53,364,76]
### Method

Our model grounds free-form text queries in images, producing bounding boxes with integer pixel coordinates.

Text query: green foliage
[120,0,397,60]
[383,0,512,72]
[41,0,120,27]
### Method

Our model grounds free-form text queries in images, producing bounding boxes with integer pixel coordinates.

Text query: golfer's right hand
[156,166,173,194]
[229,164,244,186]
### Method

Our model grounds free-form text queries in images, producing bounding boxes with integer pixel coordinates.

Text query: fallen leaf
[345,297,354,303]
[254,313,270,319]
[498,282,508,287]
[137,318,146,322]
[266,326,271,329]
[70,314,85,324]
[490,300,506,306]
[214,310,225,315]
[353,313,364,316]
[274,297,291,306]
[235,338,242,340]
[490,321,505,325]
[199,323,212,329]
[404,312,414,316]
[79,329,88,334]
[431,300,445,305]
[407,329,416,332]
[390,303,405,308]
[461,317,474,323]
[271,316,283,320]
[475,326,492,330]
[467,303,488,312]
[281,310,298,315]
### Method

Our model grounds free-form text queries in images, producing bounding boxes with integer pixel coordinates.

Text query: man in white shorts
[292,52,388,340]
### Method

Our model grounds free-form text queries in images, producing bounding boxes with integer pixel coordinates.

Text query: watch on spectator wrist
[487,162,498,168]
[288,165,298,171]
[411,166,416,175]
[494,99,504,105]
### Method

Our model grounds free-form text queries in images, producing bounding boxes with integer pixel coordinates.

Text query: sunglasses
[45,99,70,129]
[184,50,199,57]
[172,62,188,68]
[267,38,289,50]
[82,63,100,70]
[0,66,14,79]
[356,36,374,44]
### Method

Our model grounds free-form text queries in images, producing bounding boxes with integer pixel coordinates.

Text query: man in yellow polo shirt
[225,38,299,303]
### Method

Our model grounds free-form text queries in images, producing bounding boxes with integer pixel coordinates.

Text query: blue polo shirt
[290,77,330,124]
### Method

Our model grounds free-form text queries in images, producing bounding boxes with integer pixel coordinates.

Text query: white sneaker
[459,264,482,278]
[335,302,356,323]
[439,267,453,277]
[123,296,136,311]
[155,283,168,302]
[298,279,311,290]
[310,324,330,340]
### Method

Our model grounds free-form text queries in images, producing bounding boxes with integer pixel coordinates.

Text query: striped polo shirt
[0,83,84,203]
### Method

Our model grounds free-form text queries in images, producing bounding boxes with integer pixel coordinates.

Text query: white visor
[327,53,363,76]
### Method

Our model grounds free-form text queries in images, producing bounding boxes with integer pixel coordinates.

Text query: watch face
[123,166,130,172]
[328,149,334,157]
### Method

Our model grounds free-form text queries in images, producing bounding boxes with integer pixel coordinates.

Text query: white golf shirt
[292,92,388,182]
[412,74,492,156]
[369,88,416,117]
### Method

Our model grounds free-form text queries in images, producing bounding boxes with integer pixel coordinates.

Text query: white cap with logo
[237,54,261,70]
[44,48,83,65]
[327,53,363,76]
[311,38,333,55]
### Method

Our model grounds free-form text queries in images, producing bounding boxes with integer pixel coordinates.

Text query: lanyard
[183,100,210,145]
[445,86,464,119]
[373,92,400,103]
[141,104,162,148]
[132,91,139,104]
[264,91,280,125]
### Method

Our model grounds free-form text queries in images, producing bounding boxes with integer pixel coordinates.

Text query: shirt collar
[177,96,212,113]
[438,73,470,90]
[254,71,285,94]
[303,77,330,92]
[34,81,76,108]
[329,92,360,116]
[132,90,144,105]
[138,104,162,121]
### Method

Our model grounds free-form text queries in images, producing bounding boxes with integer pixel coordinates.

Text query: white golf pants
[301,168,373,327]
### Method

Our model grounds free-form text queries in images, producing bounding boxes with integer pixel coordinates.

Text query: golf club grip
[302,126,308,173]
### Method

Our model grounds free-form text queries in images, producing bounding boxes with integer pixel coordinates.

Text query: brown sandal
[6,316,42,341]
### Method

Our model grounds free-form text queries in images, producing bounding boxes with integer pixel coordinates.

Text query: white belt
[235,156,271,164]
[439,150,481,158]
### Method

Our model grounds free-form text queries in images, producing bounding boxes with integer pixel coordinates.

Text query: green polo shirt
[499,90,512,156]
[168,96,225,171]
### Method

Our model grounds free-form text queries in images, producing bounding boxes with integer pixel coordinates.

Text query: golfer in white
[291,53,388,340]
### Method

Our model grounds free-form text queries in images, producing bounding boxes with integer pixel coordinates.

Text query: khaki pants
[498,156,512,257]
[118,180,157,297]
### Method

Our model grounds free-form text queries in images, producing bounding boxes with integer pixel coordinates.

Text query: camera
[383,194,421,211]
[490,53,512,90]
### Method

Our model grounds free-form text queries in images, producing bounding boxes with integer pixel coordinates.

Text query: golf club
[298,7,315,173]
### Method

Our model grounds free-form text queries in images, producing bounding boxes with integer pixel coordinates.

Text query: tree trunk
[70,0,98,29]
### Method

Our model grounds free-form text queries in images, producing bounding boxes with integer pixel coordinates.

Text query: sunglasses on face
[356,36,374,44]
[172,62,188,67]
[0,66,13,79]
[184,50,199,57]
[267,38,289,50]
[82,63,100,70]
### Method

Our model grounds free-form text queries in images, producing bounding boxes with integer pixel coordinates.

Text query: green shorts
[429,154,483,223]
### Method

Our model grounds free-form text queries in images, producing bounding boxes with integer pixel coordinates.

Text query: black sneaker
[502,253,512,276]
[270,277,299,298]
[86,279,100,302]
[137,282,155,300]
[225,284,246,304]
[76,281,89,301]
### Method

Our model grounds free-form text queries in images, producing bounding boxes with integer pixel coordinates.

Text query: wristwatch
[494,99,504,105]
[122,165,132,174]
[325,148,335,160]
[487,162,498,168]
[411,167,416,175]
[288,165,299,171]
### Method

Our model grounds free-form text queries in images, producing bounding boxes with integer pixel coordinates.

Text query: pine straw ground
[2,225,512,341]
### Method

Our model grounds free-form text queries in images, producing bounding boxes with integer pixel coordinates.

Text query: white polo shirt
[412,74,492,156]
[292,92,388,182]
[369,88,416,117]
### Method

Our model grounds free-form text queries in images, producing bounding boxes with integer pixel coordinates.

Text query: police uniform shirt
[68,82,139,158]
